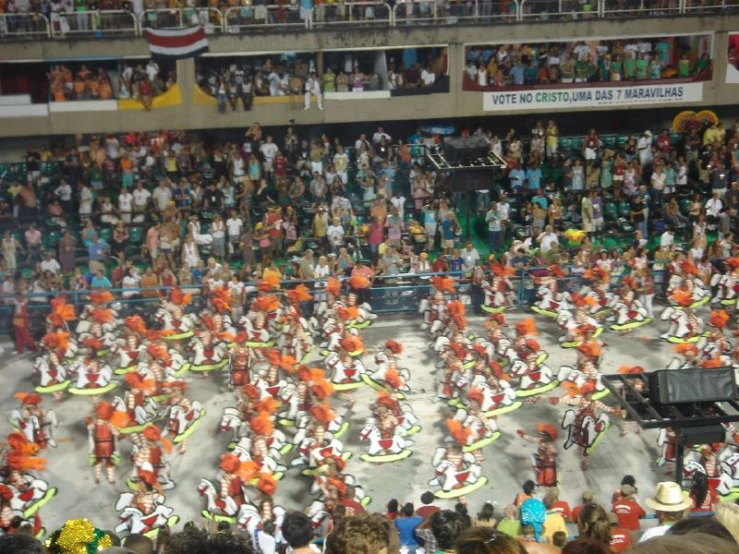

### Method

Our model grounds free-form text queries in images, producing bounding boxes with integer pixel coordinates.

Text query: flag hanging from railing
[145,26,209,59]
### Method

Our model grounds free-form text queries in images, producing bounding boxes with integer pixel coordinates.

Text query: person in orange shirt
[513,480,536,508]
[99,79,113,100]
[548,488,573,522]
[87,79,100,99]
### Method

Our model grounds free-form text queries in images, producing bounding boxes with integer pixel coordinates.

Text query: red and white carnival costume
[532,265,570,316]
[482,264,516,312]
[132,425,175,490]
[558,294,602,346]
[10,393,58,449]
[87,401,128,484]
[155,288,197,338]
[712,257,739,306]
[161,380,204,453]
[557,340,605,392]
[660,289,704,342]
[419,276,455,333]
[111,316,149,374]
[517,423,559,487]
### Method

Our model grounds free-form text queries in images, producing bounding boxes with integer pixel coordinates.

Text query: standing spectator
[152,180,172,213]
[304,72,323,111]
[12,294,37,355]
[486,202,501,255]
[395,503,423,554]
[461,242,480,271]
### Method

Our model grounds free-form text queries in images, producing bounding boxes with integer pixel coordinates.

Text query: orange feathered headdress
[385,340,403,355]
[339,336,365,354]
[201,314,216,331]
[449,343,467,360]
[710,311,730,329]
[489,360,507,380]
[254,397,280,415]
[220,454,259,482]
[147,343,170,362]
[431,276,455,294]
[82,337,104,351]
[675,343,699,356]
[310,403,336,424]
[375,391,397,411]
[169,287,192,306]
[250,412,274,436]
[92,308,113,324]
[326,277,341,297]
[124,315,148,336]
[310,379,334,400]
[536,423,559,440]
[163,380,188,393]
[452,314,467,330]
[681,260,699,276]
[286,285,313,304]
[577,341,601,359]
[446,419,471,445]
[726,257,739,269]
[617,365,644,375]
[124,373,156,395]
[337,306,360,322]
[50,297,76,322]
[549,265,565,279]
[384,369,404,390]
[326,477,346,496]
[621,276,637,290]
[42,331,70,353]
[256,472,277,496]
[515,317,537,336]
[143,425,172,453]
[242,384,260,399]
[467,388,484,405]
[210,287,232,313]
[571,293,586,307]
[524,338,541,353]
[348,275,370,290]
[255,295,280,313]
[472,342,487,358]
[14,392,42,405]
[89,291,115,305]
[670,289,693,307]
[258,273,281,293]
[6,433,45,473]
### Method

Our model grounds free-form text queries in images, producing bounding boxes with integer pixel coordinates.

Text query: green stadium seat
[128,226,145,245]
[679,197,691,217]
[99,227,113,244]
[618,201,631,218]
[604,202,618,220]
[602,136,616,148]
[559,137,572,152]
[571,137,584,151]
[44,230,61,250]
[616,135,628,148]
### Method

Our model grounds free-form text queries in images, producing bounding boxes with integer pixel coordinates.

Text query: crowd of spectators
[0,109,738,314]
[49,59,175,105]
[2,477,739,554]
[464,36,712,90]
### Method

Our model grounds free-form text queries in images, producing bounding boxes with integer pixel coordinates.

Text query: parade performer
[516,423,559,487]
[342,275,376,329]
[608,276,651,332]
[556,340,606,396]
[437,343,466,401]
[77,308,117,353]
[130,426,175,490]
[252,350,299,423]
[155,288,197,340]
[115,481,179,536]
[112,373,158,432]
[190,315,231,373]
[419,276,455,333]
[666,344,701,369]
[532,265,570,318]
[482,263,516,314]
[76,291,119,335]
[325,336,367,392]
[10,393,58,449]
[161,380,205,453]
[557,294,603,348]
[583,268,613,317]
[86,402,128,484]
[482,313,514,365]
[280,286,314,363]
[68,341,117,397]
[427,445,488,499]
[712,257,739,306]
[209,286,237,336]
[697,311,732,363]
[668,260,709,309]
[364,341,411,396]
[447,389,501,461]
[660,290,706,343]
[34,332,71,398]
[511,318,547,365]
[509,338,558,397]
[314,278,345,324]
[45,297,76,337]
[359,393,415,463]
[229,332,254,390]
[462,371,521,416]
[111,316,149,375]
[292,415,347,472]
[550,383,624,470]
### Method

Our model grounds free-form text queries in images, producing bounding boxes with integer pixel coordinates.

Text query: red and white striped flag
[145,26,209,59]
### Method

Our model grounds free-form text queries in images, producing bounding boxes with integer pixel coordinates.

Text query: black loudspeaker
[648,368,736,405]
[443,136,488,165]
[682,425,726,447]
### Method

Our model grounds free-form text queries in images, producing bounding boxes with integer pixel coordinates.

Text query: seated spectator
[640,481,692,542]
[282,511,317,554]
[326,514,392,554]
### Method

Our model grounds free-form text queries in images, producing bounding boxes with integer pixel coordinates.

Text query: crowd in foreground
[1,478,739,553]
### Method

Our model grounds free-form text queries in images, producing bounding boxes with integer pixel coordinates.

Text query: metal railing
[0,13,50,39]
[51,10,138,38]
[310,2,392,27]
[223,6,308,33]
[1,0,738,39]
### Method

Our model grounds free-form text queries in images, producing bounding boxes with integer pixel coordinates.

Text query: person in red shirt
[611,475,639,504]
[689,472,717,513]
[385,498,400,520]
[572,490,594,524]
[415,491,440,527]
[608,512,633,553]
[611,484,645,532]
[548,489,572,522]
[339,485,365,516]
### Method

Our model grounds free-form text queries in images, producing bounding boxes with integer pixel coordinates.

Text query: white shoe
[303,106,310,111]
[318,106,324,111]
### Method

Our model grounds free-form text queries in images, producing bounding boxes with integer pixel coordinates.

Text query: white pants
[304,91,323,109]
[640,293,654,319]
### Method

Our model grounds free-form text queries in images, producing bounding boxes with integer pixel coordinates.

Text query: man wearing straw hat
[639,481,692,542]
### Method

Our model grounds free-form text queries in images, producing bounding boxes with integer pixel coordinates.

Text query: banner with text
[482,82,703,112]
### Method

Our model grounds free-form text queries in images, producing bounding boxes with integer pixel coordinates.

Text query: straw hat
[644,481,692,512]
